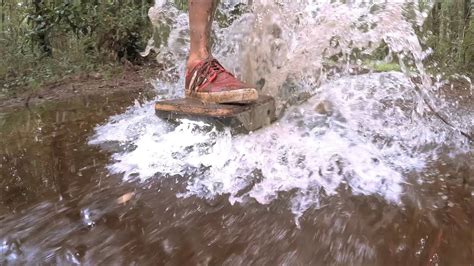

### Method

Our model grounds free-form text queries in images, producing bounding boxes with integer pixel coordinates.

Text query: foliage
[367,61,401,72]
[20,0,154,60]
[358,0,472,76]
[0,0,153,93]
[422,0,473,75]
[0,0,472,95]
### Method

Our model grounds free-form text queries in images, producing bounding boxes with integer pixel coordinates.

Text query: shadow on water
[0,88,472,265]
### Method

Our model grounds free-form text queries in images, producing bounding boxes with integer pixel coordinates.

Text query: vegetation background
[0,0,472,98]
[1,0,154,96]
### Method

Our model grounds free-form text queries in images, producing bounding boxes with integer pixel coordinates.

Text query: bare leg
[184,0,258,104]
[187,0,218,69]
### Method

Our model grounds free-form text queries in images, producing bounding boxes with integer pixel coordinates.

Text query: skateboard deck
[155,95,277,133]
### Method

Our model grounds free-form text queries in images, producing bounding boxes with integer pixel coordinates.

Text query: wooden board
[155,95,277,133]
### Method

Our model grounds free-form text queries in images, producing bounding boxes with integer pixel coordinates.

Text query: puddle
[0,0,473,265]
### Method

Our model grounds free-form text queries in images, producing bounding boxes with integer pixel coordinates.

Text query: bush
[0,0,153,93]
[25,0,153,61]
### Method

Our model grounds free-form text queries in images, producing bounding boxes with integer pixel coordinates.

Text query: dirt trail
[0,65,159,112]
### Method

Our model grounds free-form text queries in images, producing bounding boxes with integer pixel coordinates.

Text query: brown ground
[0,64,160,112]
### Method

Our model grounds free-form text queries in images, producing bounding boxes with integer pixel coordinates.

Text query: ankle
[187,52,211,70]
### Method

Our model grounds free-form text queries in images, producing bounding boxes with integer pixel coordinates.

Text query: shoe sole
[186,88,259,104]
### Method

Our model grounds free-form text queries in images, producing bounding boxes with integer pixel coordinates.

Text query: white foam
[89,72,469,221]
[89,1,471,222]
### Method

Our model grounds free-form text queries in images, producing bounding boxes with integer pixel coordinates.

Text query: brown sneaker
[185,58,258,104]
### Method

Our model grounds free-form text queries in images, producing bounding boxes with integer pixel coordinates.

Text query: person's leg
[185,0,258,103]
[187,0,217,69]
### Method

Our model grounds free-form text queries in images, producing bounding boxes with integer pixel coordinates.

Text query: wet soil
[0,74,472,265]
[0,65,158,112]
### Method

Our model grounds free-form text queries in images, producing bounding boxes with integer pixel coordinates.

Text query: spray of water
[90,0,472,222]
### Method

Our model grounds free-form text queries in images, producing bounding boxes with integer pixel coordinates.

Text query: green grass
[363,61,401,72]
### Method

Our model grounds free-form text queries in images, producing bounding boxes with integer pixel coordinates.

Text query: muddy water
[1,1,474,265]
[0,85,472,265]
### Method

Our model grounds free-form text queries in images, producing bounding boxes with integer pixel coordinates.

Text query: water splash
[90,74,469,223]
[90,0,471,222]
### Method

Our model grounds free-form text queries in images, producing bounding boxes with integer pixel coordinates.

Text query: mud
[0,65,158,112]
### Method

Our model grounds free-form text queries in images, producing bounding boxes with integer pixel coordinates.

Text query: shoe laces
[189,58,232,91]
